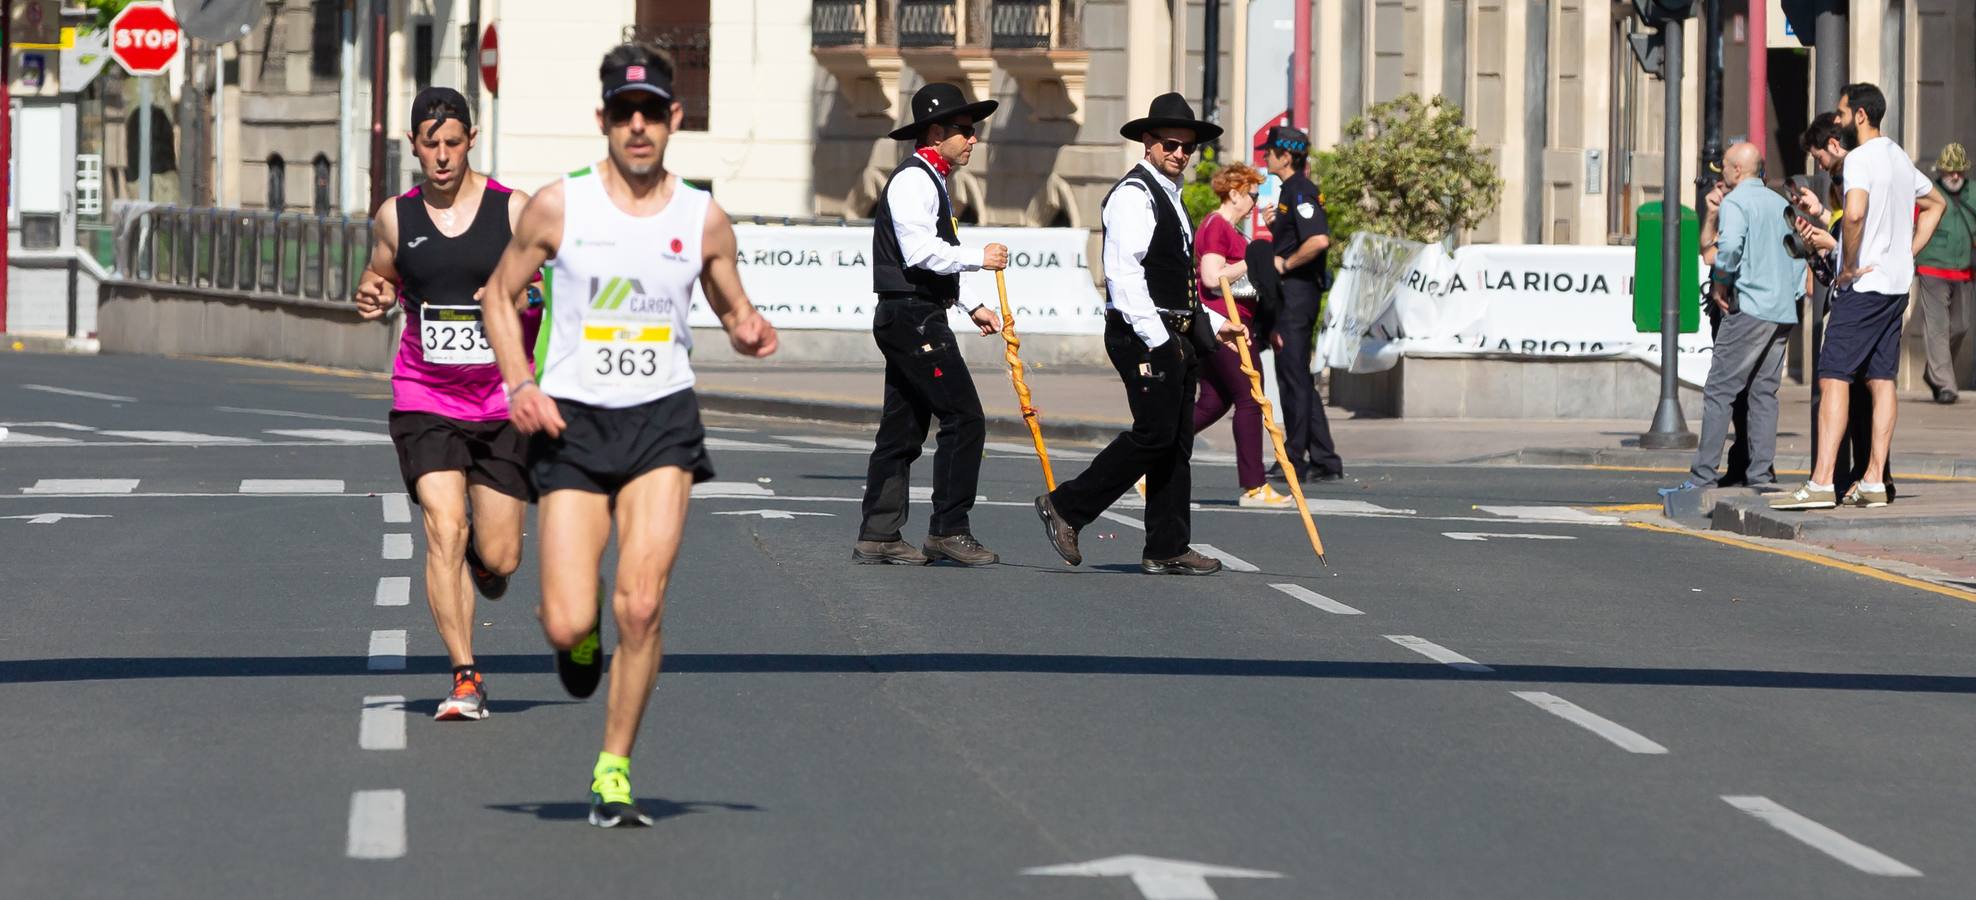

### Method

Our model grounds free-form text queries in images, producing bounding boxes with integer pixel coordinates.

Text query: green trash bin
[1633,201,1700,335]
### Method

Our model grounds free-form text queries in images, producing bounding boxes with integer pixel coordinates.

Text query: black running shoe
[464,525,509,600]
[588,768,654,829]
[555,585,606,699]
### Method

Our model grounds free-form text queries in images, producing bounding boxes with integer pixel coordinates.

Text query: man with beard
[1772,83,1946,511]
[1913,143,1975,403]
[479,42,780,827]
[1034,93,1246,575]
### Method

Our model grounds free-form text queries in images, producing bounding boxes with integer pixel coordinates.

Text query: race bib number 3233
[420,305,493,365]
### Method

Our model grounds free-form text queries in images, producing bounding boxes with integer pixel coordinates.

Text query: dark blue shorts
[1816,288,1908,383]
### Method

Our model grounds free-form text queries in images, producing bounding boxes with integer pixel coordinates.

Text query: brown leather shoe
[1140,549,1222,576]
[923,533,999,567]
[1034,494,1081,566]
[852,540,929,565]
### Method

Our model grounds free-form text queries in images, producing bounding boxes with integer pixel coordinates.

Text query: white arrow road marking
[1023,855,1283,900]
[359,696,407,750]
[241,479,346,494]
[1384,635,1493,672]
[1474,505,1618,524]
[1512,691,1669,754]
[1268,583,1364,615]
[1190,544,1257,571]
[101,430,257,444]
[22,384,136,402]
[1722,796,1922,877]
[374,577,410,607]
[367,630,407,671]
[2,513,113,525]
[346,790,406,859]
[1442,532,1579,542]
[264,428,393,444]
[24,479,139,494]
[711,509,837,520]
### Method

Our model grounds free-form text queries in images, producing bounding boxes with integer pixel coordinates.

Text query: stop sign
[110,3,183,76]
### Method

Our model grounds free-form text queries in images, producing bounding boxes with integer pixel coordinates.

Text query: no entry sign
[109,3,183,76]
[479,24,499,97]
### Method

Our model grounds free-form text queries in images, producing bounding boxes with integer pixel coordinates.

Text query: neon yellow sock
[594,751,630,779]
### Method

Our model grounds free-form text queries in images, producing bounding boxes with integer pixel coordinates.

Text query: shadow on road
[402,697,581,716]
[486,798,761,822]
[8,653,1976,694]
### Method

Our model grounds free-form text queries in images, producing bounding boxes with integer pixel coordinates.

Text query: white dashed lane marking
[382,534,413,560]
[374,577,410,607]
[240,479,346,494]
[346,790,406,859]
[367,630,407,671]
[21,384,135,402]
[1722,796,1922,877]
[382,493,411,523]
[1383,635,1493,673]
[1268,583,1364,615]
[359,696,407,750]
[1190,543,1258,571]
[1474,505,1619,525]
[1512,691,1669,754]
[101,430,257,444]
[23,479,139,494]
[264,428,393,444]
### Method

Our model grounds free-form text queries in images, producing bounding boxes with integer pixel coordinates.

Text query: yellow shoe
[1239,484,1295,508]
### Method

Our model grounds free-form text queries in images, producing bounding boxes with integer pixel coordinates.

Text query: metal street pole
[1747,0,1767,150]
[1640,13,1695,450]
[367,0,388,213]
[1699,0,1722,212]
[1291,0,1309,129]
[2,0,13,332]
[1203,0,1220,134]
[139,77,153,202]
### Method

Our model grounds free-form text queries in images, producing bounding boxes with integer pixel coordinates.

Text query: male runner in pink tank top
[355,87,541,722]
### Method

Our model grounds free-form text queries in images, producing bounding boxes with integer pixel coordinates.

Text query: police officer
[1259,125,1345,483]
[853,83,1009,567]
[1034,93,1245,575]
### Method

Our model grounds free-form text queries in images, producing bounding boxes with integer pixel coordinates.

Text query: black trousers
[859,298,986,541]
[1048,315,1199,560]
[1272,279,1344,477]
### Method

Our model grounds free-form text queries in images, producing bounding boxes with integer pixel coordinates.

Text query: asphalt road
[4,352,1974,899]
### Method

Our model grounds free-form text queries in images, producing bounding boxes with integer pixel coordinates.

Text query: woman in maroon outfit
[1192,164,1292,508]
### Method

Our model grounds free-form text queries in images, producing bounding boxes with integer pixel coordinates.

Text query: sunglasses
[605,96,672,125]
[936,121,976,138]
[1154,138,1198,156]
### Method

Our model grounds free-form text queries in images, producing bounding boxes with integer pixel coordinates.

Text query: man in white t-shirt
[1773,83,1947,511]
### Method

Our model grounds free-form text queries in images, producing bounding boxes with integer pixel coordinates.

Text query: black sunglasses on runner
[605,95,672,126]
[1155,138,1197,156]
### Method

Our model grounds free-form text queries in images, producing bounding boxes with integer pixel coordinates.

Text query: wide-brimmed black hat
[889,83,999,141]
[1121,92,1223,144]
[1256,124,1310,154]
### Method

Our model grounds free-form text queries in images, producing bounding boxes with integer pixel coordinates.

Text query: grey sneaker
[1141,549,1223,576]
[1841,484,1890,508]
[923,533,999,567]
[852,540,929,565]
[1768,482,1837,510]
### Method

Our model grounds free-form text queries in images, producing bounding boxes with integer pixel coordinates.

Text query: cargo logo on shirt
[587,276,678,316]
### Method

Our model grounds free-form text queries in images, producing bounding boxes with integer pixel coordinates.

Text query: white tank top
[535,167,707,408]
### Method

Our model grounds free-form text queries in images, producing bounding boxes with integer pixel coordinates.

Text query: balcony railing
[989,0,1050,49]
[813,0,870,47]
[896,0,958,48]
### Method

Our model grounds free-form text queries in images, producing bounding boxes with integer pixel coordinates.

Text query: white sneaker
[1239,485,1295,508]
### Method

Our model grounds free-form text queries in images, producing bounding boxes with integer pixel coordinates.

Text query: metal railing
[989,0,1052,48]
[897,0,959,47]
[112,203,369,306]
[813,0,871,46]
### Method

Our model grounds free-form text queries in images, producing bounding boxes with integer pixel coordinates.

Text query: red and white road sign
[109,3,183,76]
[479,24,499,98]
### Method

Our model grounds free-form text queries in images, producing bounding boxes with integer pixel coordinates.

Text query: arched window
[266,154,287,211]
[312,154,333,215]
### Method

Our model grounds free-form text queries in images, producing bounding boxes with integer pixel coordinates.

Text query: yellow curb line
[1591,503,1662,512]
[1625,520,1976,604]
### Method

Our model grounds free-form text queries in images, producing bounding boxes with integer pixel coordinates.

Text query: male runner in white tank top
[480,41,778,828]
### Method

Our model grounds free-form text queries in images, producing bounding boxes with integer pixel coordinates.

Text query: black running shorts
[527,390,716,498]
[388,411,535,503]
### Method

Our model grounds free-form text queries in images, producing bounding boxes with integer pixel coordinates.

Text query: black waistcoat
[1101,165,1195,312]
[871,156,961,304]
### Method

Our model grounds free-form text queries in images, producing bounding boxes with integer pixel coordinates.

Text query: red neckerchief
[915,147,953,179]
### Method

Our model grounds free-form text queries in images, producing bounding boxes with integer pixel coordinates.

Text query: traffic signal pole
[1640,10,1696,450]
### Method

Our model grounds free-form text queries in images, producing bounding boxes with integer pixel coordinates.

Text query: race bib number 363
[580,321,675,390]
[421,305,493,365]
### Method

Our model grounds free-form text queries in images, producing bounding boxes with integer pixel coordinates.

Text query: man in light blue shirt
[1667,142,1806,494]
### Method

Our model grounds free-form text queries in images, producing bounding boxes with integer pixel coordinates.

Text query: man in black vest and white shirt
[1034,93,1246,575]
[854,83,1010,567]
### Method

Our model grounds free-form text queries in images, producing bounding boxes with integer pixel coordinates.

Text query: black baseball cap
[410,86,472,136]
[602,59,674,103]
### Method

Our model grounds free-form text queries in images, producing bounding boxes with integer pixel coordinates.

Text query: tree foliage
[1319,93,1502,246]
[1181,147,1223,225]
[77,0,140,32]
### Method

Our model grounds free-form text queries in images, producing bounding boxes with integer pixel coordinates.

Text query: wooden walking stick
[1220,277,1328,567]
[996,270,1055,489]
